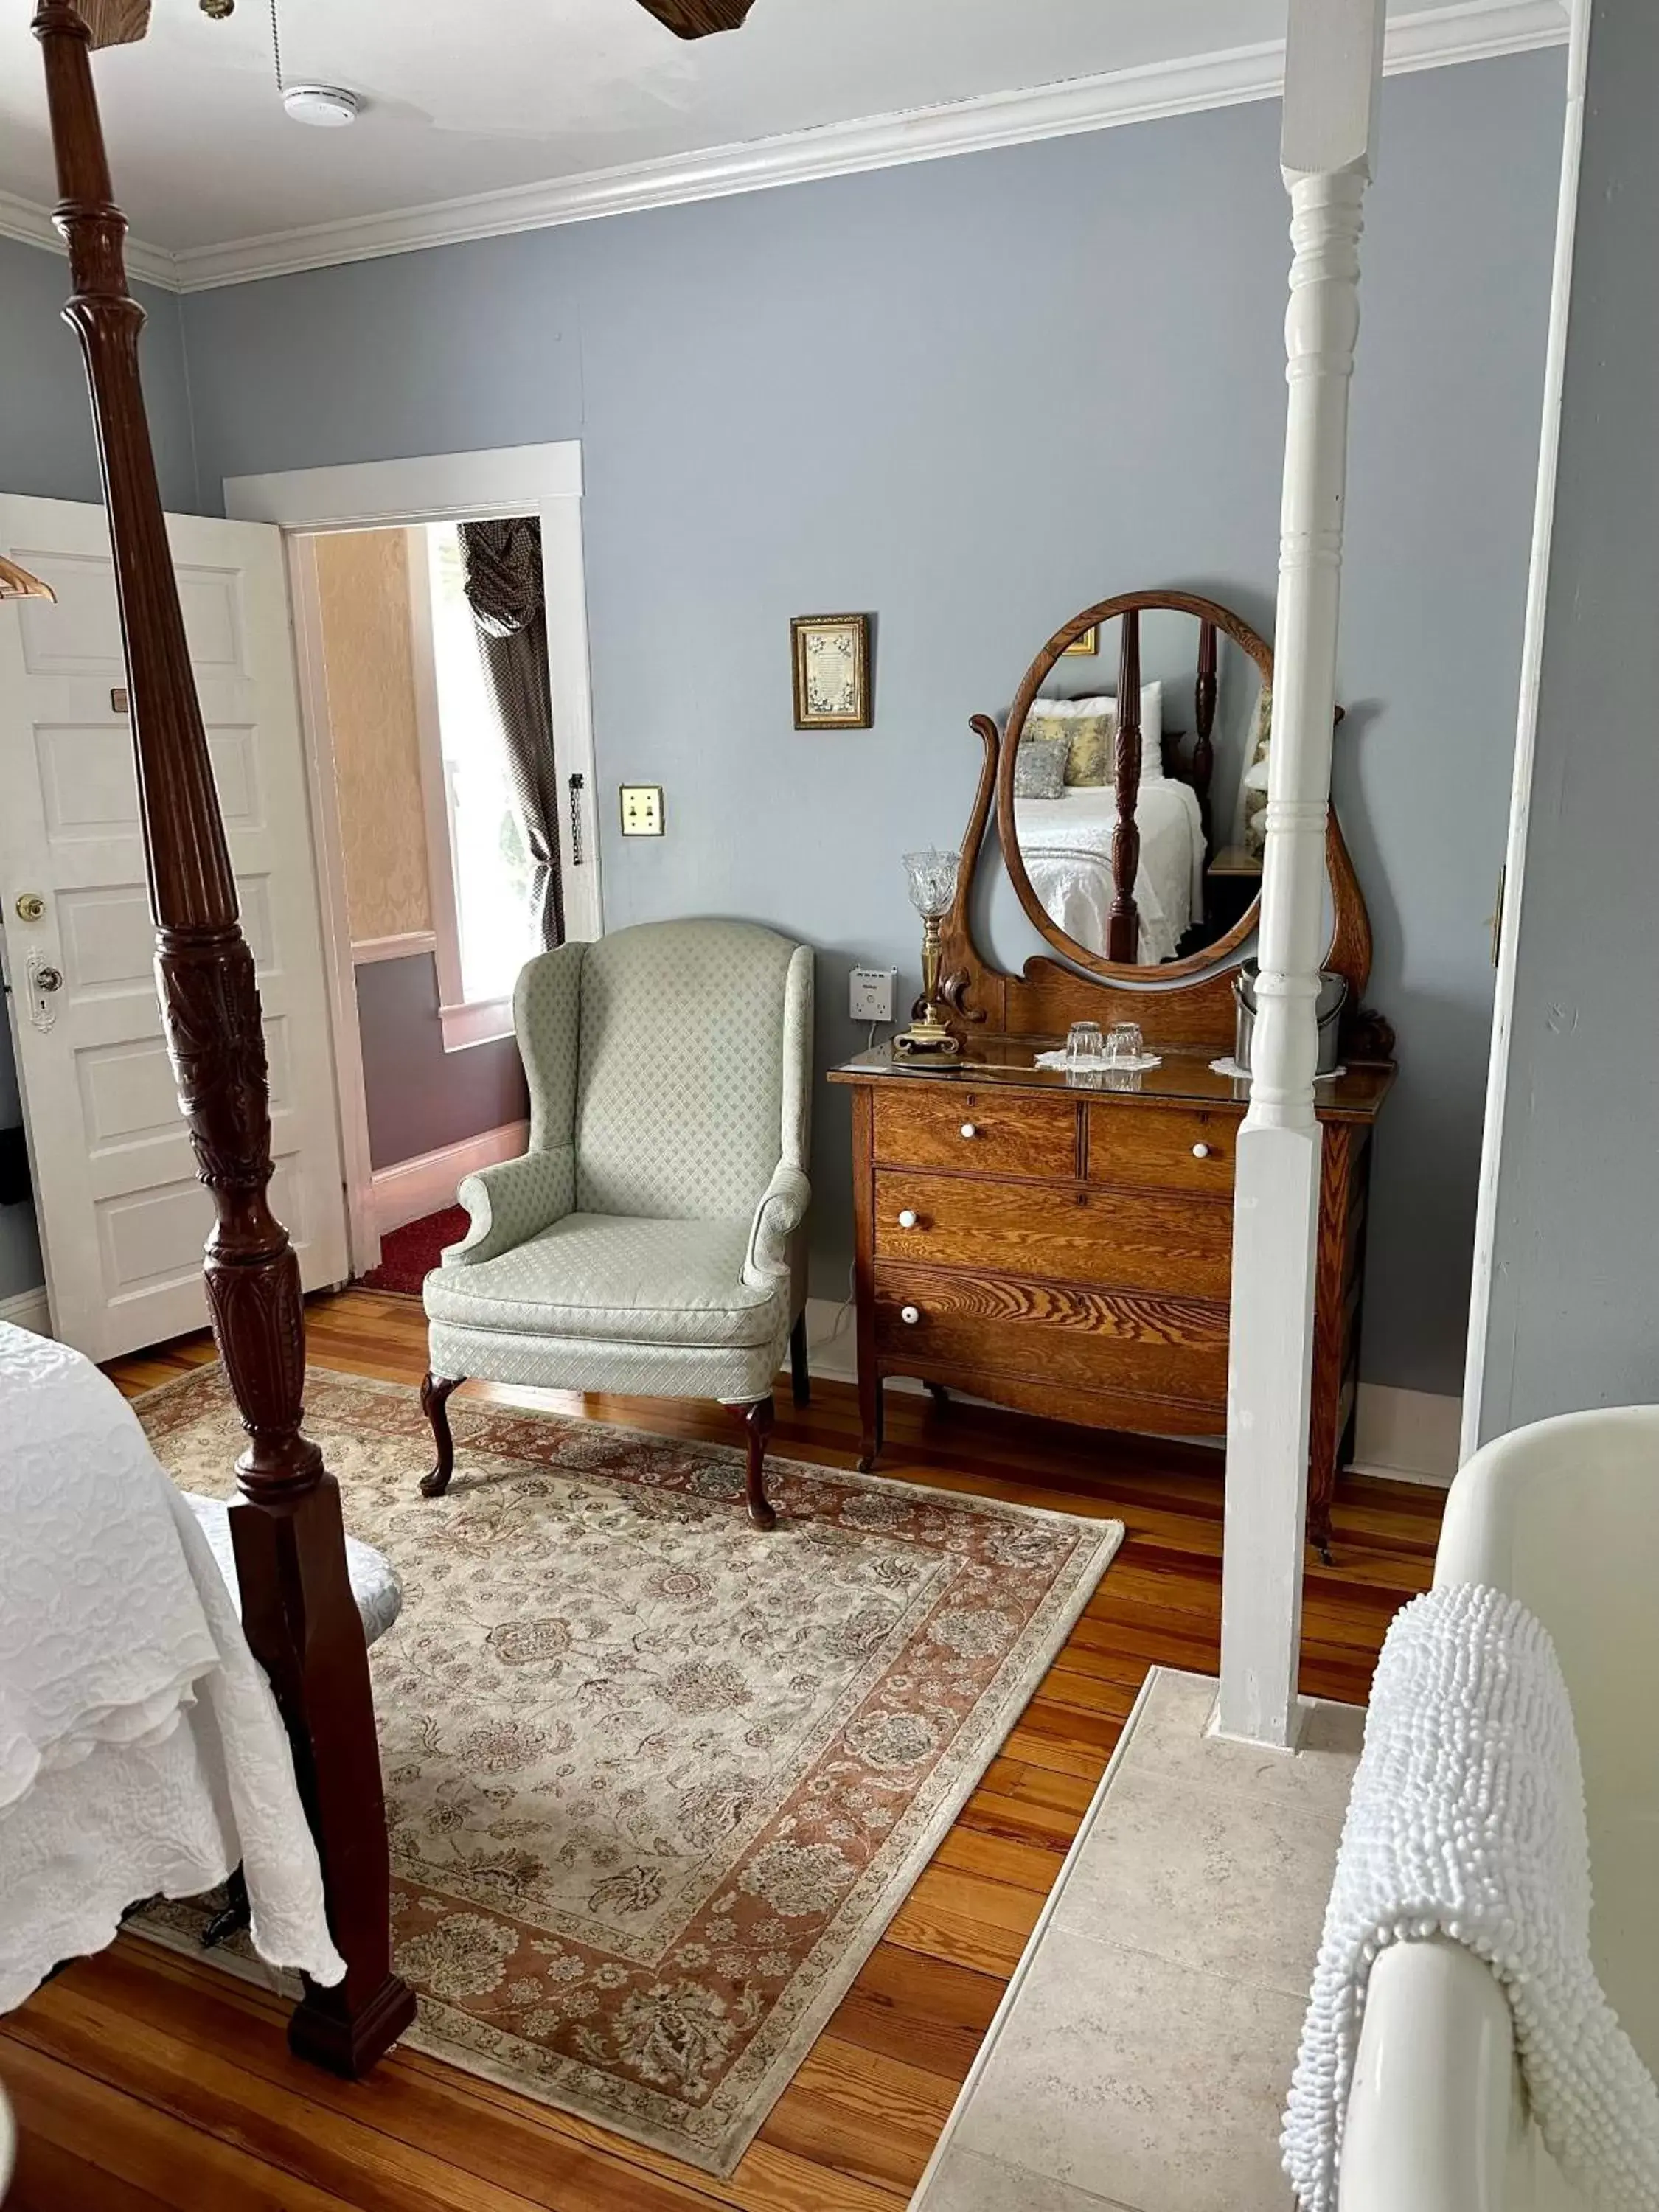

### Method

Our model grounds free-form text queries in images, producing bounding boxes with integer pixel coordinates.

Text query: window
[423,525,539,1009]
[406,520,554,1050]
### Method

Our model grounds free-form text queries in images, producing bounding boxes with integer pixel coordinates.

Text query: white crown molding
[0,185,181,293]
[1,0,1568,297]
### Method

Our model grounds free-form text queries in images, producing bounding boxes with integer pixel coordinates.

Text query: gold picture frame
[791,613,872,729]
[1062,625,1099,657]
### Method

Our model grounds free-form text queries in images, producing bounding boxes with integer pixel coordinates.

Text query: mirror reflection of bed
[1003,594,1270,970]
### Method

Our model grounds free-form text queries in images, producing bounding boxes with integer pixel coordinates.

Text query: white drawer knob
[959,1121,978,1139]
[897,1208,919,1229]
[1192,1142,1211,1159]
[900,1304,921,1325]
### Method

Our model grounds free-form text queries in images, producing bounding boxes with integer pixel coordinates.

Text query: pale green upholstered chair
[420,919,813,1529]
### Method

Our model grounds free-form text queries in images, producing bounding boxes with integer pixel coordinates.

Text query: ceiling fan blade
[74,0,152,49]
[632,0,759,37]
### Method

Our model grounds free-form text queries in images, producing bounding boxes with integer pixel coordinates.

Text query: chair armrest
[442,1149,574,1269]
[744,1160,811,1293]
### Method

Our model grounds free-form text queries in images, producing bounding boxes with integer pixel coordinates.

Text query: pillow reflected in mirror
[1026,682,1166,787]
[1012,734,1068,799]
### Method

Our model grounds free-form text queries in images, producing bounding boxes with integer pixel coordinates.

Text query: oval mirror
[997,590,1272,978]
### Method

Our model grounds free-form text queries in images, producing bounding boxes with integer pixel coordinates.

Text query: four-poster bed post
[1105,607,1143,963]
[1192,617,1217,846]
[30,0,415,2071]
[1217,0,1386,1747]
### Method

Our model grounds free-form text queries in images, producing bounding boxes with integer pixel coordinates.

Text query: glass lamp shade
[902,847,960,919]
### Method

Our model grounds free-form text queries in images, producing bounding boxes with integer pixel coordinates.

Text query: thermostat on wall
[619,785,664,836]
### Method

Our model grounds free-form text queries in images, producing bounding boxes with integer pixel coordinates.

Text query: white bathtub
[1339,1405,1659,2212]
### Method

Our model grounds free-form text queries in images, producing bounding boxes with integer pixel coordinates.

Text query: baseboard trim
[801,1298,1460,1486]
[370,1121,529,1239]
[1350,1384,1461,1487]
[0,1284,52,1338]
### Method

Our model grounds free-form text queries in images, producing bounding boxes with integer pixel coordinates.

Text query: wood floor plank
[1,2038,363,2212]
[824,1944,1004,2083]
[5,1286,1440,2211]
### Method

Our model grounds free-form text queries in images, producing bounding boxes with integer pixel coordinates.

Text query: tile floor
[911,1669,1363,2212]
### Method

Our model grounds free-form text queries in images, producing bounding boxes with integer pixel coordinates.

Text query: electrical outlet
[619,785,664,836]
[849,966,897,1023]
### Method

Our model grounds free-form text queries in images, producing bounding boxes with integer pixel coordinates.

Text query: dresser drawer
[873,1169,1232,1299]
[874,1088,1078,1182]
[874,1262,1230,1408]
[1086,1103,1239,1196]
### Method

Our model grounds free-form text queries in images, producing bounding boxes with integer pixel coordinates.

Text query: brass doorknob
[14,893,45,923]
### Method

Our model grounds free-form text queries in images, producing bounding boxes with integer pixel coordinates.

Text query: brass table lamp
[894,847,961,1057]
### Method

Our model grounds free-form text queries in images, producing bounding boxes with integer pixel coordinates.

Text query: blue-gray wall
[1,54,1564,1397]
[0,234,199,1301]
[1475,6,1659,1436]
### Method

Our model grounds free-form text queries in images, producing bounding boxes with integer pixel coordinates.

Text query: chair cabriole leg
[419,1372,465,1498]
[742,1394,776,1531]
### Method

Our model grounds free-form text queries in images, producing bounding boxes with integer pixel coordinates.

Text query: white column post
[1217,0,1385,1747]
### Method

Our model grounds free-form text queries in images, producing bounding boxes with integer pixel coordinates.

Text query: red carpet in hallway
[358,1206,467,1296]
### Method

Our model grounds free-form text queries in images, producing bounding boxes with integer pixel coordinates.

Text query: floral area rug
[135,1366,1122,2175]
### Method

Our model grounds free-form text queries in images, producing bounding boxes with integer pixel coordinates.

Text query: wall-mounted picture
[791,613,872,729]
[1063,625,1100,657]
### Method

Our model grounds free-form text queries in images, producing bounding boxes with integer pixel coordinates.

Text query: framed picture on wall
[791,613,872,728]
[1063,625,1099,657]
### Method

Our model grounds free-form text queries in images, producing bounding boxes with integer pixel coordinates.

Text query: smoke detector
[282,83,360,127]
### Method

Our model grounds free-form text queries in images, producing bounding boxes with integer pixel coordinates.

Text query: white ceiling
[0,0,1559,269]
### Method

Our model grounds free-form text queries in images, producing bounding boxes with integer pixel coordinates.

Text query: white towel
[1283,1582,1659,2212]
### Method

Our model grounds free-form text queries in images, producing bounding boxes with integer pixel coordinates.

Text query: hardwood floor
[0,1288,1442,2211]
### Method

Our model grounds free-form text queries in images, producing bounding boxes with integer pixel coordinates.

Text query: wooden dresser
[829,1044,1393,1556]
[832,585,1397,1557]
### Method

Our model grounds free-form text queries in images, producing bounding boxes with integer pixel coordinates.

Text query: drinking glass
[1065,1020,1104,1066]
[1104,1021,1144,1066]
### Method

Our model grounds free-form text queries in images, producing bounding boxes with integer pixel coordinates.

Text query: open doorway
[227,443,601,1279]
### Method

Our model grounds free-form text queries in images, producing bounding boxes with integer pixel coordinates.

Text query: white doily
[1209,1057,1345,1082]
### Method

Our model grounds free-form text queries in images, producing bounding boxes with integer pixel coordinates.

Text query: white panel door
[0,494,348,1359]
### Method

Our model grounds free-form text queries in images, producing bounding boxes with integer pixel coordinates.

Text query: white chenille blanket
[1283,1582,1659,2212]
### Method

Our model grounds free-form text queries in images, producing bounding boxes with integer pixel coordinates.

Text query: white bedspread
[1015,779,1205,964]
[0,1321,344,2008]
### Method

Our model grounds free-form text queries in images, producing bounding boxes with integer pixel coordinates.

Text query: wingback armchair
[420,919,813,1528]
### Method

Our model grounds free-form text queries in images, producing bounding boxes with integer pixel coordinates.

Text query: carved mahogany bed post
[1192,618,1217,845]
[1106,608,1143,964]
[32,0,415,2075]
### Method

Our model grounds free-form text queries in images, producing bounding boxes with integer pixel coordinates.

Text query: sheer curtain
[459,517,564,949]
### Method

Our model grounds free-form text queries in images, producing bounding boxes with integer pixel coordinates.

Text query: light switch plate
[619,785,664,836]
[849,966,897,1023]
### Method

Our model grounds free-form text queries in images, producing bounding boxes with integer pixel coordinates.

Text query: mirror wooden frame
[938,586,1381,1056]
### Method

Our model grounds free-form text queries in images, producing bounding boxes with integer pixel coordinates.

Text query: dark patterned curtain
[459,517,564,950]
